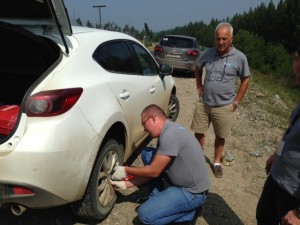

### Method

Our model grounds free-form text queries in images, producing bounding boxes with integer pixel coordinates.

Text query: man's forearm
[125,176,152,188]
[125,165,160,178]
[235,77,250,103]
[194,66,203,87]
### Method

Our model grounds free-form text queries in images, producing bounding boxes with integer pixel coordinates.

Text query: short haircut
[142,104,166,118]
[215,22,233,36]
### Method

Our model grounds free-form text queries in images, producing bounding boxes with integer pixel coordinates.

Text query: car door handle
[120,90,130,100]
[149,87,155,94]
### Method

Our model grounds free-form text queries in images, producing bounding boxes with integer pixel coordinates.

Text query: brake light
[186,50,199,56]
[154,45,163,52]
[25,88,83,117]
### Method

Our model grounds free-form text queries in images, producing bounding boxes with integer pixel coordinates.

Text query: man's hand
[282,209,300,225]
[110,180,127,191]
[265,153,277,175]
[111,166,127,181]
[197,84,204,96]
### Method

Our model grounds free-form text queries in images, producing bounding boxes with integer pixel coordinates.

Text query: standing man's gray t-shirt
[157,120,211,194]
[199,46,250,107]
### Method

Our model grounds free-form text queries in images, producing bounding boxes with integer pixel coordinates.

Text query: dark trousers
[256,174,299,225]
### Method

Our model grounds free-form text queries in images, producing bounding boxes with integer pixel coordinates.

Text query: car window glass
[160,37,193,48]
[132,43,158,76]
[93,41,137,74]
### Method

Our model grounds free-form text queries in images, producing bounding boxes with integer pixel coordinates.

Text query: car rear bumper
[0,107,102,209]
[155,58,196,72]
[0,182,68,209]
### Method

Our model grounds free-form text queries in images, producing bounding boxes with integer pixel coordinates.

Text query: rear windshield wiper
[165,43,176,47]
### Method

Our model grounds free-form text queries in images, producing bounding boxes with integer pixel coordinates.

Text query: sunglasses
[142,116,153,127]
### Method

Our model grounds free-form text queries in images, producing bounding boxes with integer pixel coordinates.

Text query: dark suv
[154,35,201,74]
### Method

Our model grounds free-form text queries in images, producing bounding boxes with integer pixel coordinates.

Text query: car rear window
[160,37,193,48]
[93,41,137,74]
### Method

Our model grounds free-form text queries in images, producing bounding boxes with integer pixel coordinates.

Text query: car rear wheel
[72,139,124,220]
[167,94,180,122]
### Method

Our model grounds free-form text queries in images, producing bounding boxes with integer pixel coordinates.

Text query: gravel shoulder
[99,74,289,225]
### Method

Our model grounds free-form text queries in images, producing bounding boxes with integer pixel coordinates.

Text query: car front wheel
[72,139,124,220]
[167,94,180,122]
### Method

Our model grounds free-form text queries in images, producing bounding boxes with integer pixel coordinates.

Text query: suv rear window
[160,37,193,48]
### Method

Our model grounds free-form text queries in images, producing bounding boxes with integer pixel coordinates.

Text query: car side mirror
[159,64,173,79]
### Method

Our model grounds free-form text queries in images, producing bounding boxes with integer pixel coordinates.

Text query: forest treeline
[75,0,299,78]
[155,0,300,78]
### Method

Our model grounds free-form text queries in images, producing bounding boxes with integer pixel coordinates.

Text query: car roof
[71,26,142,50]
[72,26,137,40]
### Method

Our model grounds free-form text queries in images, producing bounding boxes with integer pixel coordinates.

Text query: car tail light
[186,50,199,56]
[25,88,83,117]
[154,45,163,52]
[12,186,34,195]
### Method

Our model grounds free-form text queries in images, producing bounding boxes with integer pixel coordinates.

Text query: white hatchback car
[0,0,179,220]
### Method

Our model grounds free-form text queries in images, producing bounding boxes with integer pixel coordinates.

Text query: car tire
[71,139,124,220]
[168,94,180,122]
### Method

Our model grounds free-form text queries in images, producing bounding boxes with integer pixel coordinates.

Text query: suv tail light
[186,50,199,56]
[154,45,163,52]
[25,88,83,117]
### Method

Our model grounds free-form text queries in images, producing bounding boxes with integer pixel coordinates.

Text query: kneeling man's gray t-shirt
[157,120,211,194]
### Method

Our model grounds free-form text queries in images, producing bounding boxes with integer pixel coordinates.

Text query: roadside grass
[146,42,156,51]
[248,69,300,124]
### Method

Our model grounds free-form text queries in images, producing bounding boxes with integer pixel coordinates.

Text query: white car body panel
[0,26,175,203]
[0,1,178,218]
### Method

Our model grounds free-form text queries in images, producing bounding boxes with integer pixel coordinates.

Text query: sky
[64,0,281,32]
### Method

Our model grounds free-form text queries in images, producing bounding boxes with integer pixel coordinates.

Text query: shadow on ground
[114,185,244,225]
[0,155,244,225]
[0,189,244,225]
[201,192,244,225]
[0,205,102,225]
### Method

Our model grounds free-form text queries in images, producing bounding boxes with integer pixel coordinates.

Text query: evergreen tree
[76,18,82,26]
[86,21,93,28]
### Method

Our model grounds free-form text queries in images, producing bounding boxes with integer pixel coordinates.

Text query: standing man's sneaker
[213,164,223,178]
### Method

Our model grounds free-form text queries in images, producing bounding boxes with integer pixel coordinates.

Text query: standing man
[111,104,211,225]
[191,22,250,178]
[256,46,300,225]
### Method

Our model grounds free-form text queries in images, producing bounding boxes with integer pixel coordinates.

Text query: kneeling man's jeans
[138,147,207,225]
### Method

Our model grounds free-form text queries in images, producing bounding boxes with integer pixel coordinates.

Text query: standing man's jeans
[138,147,208,225]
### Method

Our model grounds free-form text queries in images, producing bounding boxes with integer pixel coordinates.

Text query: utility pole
[93,5,106,29]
